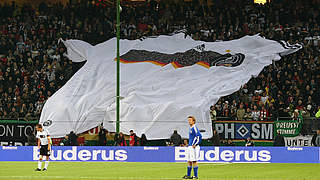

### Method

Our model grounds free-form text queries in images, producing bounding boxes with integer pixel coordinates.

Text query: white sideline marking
[0,176,276,180]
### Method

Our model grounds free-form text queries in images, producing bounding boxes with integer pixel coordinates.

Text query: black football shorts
[40,145,50,156]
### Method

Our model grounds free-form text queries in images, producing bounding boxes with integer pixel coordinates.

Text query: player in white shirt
[35,124,51,171]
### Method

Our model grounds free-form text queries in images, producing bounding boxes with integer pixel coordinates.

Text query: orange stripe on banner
[197,61,210,68]
[171,62,178,68]
[116,58,213,69]
[171,62,183,69]
[116,58,167,66]
[144,60,167,66]
[175,62,183,68]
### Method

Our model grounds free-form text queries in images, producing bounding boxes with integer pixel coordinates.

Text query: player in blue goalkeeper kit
[183,116,202,179]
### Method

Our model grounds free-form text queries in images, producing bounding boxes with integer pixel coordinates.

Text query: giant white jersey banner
[39,33,301,139]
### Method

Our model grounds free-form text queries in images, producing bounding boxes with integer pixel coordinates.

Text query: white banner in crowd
[39,33,301,139]
[285,135,313,147]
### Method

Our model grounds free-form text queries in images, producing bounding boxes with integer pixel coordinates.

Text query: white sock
[38,161,42,169]
[44,161,49,169]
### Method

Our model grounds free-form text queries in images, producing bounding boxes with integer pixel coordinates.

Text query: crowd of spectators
[0,0,320,125]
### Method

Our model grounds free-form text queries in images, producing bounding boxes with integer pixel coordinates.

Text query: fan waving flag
[39,33,301,139]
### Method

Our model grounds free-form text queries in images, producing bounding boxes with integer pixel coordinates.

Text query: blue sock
[187,166,192,176]
[193,166,198,177]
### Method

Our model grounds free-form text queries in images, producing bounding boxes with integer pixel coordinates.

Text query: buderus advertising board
[0,146,319,163]
[175,147,319,163]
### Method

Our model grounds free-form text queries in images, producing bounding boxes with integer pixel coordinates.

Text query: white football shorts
[187,145,200,162]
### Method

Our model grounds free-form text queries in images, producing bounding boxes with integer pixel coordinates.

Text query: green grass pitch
[0,162,319,180]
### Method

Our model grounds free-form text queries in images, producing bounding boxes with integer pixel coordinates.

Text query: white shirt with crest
[36,129,50,145]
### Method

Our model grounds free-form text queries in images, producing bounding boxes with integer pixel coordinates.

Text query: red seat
[77,137,85,146]
[51,138,62,146]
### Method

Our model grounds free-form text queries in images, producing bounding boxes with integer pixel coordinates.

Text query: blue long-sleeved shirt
[188,124,202,146]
